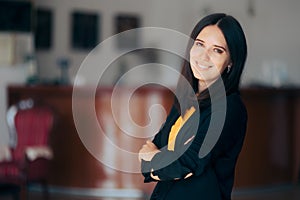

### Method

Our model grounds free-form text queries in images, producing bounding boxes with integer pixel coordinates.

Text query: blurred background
[0,0,300,199]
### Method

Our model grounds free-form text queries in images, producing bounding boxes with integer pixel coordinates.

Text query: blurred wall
[0,32,32,145]
[33,0,300,87]
[0,66,29,145]
[1,0,300,145]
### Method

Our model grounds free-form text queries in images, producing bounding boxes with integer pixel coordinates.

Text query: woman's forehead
[196,25,227,48]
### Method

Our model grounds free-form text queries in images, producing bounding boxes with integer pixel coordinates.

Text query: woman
[139,13,248,200]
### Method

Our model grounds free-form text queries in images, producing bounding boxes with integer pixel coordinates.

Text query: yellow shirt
[150,106,196,181]
[167,106,196,151]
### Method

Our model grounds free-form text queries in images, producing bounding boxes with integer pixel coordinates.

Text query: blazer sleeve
[141,94,247,183]
[141,109,212,182]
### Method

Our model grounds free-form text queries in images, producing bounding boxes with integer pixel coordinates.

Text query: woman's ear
[227,65,232,73]
[227,62,233,73]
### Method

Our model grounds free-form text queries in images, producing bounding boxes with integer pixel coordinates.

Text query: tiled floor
[1,184,300,200]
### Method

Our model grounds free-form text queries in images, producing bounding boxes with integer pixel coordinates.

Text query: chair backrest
[7,99,54,161]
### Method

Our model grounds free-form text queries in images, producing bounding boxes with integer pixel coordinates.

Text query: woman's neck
[198,80,209,93]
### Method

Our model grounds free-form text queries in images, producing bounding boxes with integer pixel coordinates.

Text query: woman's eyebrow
[195,39,203,42]
[195,39,227,51]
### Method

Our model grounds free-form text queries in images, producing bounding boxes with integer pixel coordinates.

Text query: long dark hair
[174,13,247,113]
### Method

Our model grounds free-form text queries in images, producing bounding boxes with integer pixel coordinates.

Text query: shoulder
[205,92,247,122]
[214,92,247,150]
[223,92,248,134]
[226,92,247,117]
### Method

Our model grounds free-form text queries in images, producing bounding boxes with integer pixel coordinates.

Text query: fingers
[146,140,157,148]
[138,140,159,162]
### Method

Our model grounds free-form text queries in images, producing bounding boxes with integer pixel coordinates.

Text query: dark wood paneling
[7,85,173,192]
[7,85,300,190]
[235,88,300,188]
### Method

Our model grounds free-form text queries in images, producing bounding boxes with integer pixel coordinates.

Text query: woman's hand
[138,140,160,162]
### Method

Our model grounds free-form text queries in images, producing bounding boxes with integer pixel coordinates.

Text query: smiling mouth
[195,61,213,70]
[198,64,212,70]
[196,62,212,70]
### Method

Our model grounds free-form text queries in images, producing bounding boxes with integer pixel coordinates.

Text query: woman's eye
[195,41,204,47]
[213,48,224,54]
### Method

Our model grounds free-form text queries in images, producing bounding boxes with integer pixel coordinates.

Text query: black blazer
[141,92,247,200]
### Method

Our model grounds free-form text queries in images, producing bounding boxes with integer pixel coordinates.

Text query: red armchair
[0,99,54,200]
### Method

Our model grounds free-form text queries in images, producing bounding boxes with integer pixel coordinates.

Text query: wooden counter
[235,87,300,188]
[7,85,300,191]
[7,85,174,194]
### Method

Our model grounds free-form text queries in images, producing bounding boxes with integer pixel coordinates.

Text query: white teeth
[198,65,210,69]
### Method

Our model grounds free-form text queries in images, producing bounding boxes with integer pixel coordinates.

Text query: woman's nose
[197,48,210,62]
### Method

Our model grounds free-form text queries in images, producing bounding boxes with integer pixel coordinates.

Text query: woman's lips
[195,61,213,70]
[198,64,211,70]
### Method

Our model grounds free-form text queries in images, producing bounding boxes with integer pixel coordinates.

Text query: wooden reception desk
[237,87,300,187]
[6,85,300,191]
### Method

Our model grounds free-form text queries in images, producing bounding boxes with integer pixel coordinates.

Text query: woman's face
[190,25,231,88]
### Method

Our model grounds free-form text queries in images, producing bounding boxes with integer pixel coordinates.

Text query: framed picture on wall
[71,11,100,50]
[115,14,140,49]
[34,8,53,50]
